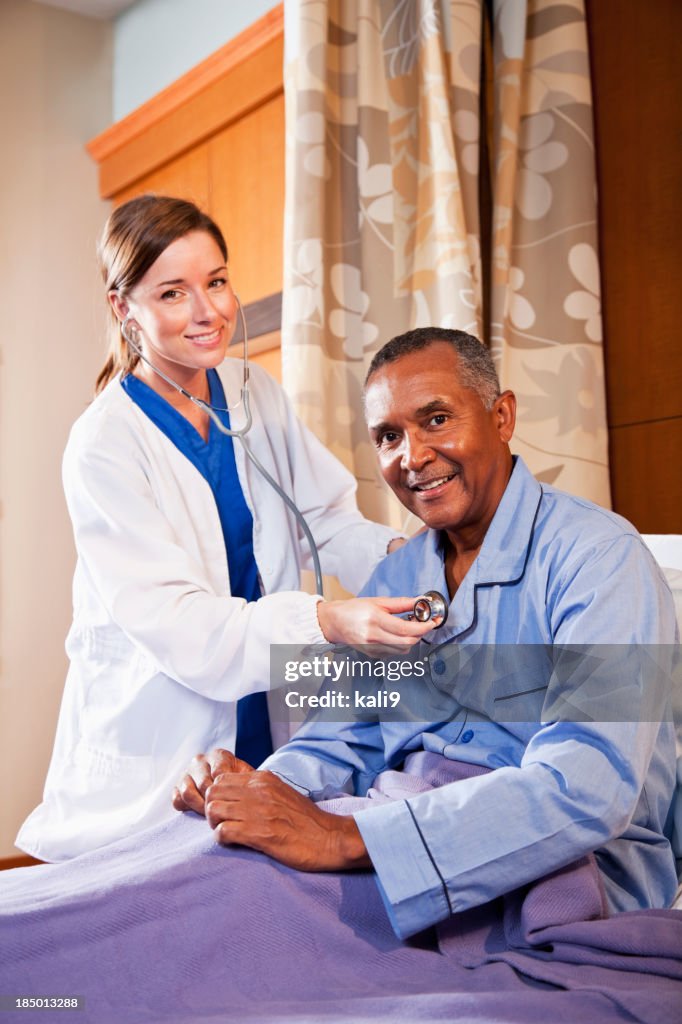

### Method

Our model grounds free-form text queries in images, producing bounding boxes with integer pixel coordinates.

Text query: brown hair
[95,194,228,394]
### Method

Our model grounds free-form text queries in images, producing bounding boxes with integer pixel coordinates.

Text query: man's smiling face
[365,342,516,544]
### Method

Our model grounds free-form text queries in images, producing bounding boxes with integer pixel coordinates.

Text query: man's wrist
[335,816,372,869]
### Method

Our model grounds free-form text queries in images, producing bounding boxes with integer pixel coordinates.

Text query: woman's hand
[172,748,253,815]
[316,596,437,648]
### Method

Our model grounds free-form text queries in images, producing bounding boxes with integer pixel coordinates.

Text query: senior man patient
[1,327,679,1024]
[174,327,678,933]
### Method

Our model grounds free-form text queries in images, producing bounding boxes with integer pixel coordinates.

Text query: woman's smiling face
[111,230,238,391]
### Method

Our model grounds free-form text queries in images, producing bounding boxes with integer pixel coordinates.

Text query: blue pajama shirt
[261,456,679,938]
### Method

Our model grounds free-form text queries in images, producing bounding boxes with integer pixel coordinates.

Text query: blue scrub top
[121,369,273,766]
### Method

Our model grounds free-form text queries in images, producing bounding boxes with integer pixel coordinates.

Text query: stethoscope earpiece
[122,316,142,349]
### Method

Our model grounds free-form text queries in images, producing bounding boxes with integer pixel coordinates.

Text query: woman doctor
[17,195,433,862]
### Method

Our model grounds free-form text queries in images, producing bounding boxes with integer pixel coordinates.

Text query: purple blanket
[1,755,680,1024]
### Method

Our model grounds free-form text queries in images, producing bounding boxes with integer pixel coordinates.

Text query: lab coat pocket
[72,741,154,788]
[68,621,134,663]
[59,742,158,843]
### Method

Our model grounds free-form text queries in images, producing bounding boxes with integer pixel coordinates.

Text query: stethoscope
[411,590,448,625]
[121,304,450,625]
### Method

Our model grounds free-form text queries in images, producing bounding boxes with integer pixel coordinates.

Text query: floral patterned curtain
[282,0,610,530]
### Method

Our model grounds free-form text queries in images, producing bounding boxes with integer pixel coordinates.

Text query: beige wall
[0,0,112,857]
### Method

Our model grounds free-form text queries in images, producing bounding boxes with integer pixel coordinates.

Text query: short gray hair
[365,327,500,410]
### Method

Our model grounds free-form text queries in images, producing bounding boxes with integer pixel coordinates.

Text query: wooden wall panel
[610,419,682,534]
[209,93,285,305]
[231,331,282,382]
[114,143,211,210]
[87,8,284,198]
[248,344,282,383]
[95,38,282,199]
[587,0,682,531]
[0,855,41,871]
[588,0,681,428]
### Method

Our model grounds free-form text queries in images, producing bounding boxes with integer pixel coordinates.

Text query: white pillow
[643,534,682,572]
[664,565,682,879]
[642,537,682,889]
[661,566,682,639]
[654,563,682,758]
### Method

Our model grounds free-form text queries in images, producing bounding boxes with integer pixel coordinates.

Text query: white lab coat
[17,360,395,861]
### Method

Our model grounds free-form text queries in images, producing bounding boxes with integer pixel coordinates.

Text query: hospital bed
[0,537,680,1024]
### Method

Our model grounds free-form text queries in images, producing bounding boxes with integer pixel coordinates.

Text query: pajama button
[461,730,474,743]
[433,659,446,675]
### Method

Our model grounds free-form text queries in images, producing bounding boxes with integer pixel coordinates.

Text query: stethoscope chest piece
[412,590,448,627]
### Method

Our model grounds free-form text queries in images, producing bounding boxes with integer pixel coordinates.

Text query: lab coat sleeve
[258,559,407,793]
[62,418,327,702]
[253,368,398,594]
[353,536,678,938]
